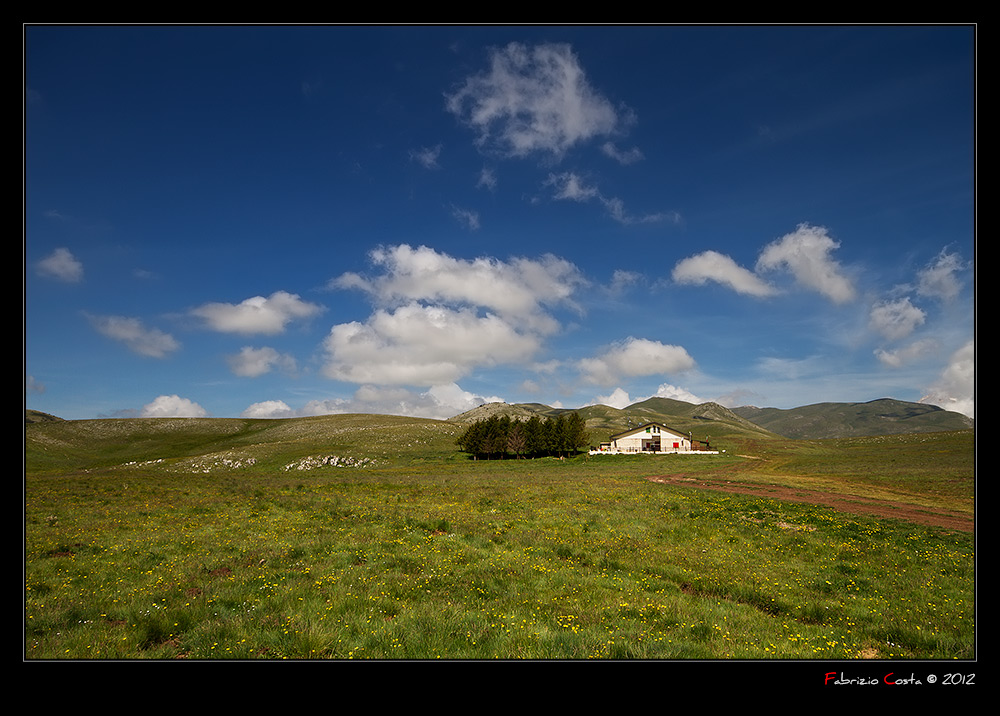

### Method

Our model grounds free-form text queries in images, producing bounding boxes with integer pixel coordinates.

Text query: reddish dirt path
[647,475,974,532]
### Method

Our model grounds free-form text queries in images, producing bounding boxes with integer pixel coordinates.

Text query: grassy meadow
[24,414,974,660]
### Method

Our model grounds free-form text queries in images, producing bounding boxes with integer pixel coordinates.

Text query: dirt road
[647,475,973,532]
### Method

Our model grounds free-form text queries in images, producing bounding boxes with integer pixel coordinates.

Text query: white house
[591,422,718,455]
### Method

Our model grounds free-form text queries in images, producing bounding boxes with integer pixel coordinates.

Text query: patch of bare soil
[647,475,973,532]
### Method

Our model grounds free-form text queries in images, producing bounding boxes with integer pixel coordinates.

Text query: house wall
[611,426,691,452]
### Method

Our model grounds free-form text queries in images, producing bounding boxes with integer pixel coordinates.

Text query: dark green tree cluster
[456,413,590,460]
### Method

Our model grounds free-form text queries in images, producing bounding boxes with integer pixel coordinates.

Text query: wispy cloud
[874,338,939,368]
[87,314,180,358]
[409,144,442,169]
[446,42,628,159]
[868,297,926,341]
[755,355,830,381]
[477,166,497,191]
[26,376,45,394]
[546,171,599,202]
[601,141,644,165]
[300,77,324,99]
[451,206,481,231]
[226,346,298,377]
[37,247,83,283]
[605,269,643,296]
[916,248,967,302]
[545,172,669,225]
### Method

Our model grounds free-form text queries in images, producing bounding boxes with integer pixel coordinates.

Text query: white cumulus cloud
[592,387,633,409]
[300,383,504,420]
[920,340,974,418]
[446,42,626,159]
[672,250,778,298]
[322,303,540,386]
[590,382,705,410]
[191,291,323,335]
[579,337,696,386]
[756,223,856,304]
[141,394,208,418]
[327,245,591,389]
[332,244,585,331]
[642,383,706,404]
[241,400,296,418]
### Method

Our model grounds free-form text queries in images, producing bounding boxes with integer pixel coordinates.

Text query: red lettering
[883,673,895,685]
[825,672,837,685]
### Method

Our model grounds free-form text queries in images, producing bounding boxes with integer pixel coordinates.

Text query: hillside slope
[25,413,465,475]
[450,398,779,447]
[25,394,972,474]
[25,409,63,424]
[731,398,973,439]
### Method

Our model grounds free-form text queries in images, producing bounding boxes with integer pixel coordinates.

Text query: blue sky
[25,25,975,421]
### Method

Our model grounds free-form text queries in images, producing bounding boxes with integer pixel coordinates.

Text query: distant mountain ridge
[451,396,972,442]
[26,396,973,443]
[452,397,778,445]
[730,398,973,439]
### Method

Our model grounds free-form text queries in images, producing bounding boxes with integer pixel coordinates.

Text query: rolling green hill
[450,396,973,444]
[452,397,779,448]
[25,404,757,476]
[28,394,970,475]
[24,413,466,475]
[25,409,63,424]
[731,398,973,439]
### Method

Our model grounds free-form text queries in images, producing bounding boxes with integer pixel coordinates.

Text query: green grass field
[24,415,974,660]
